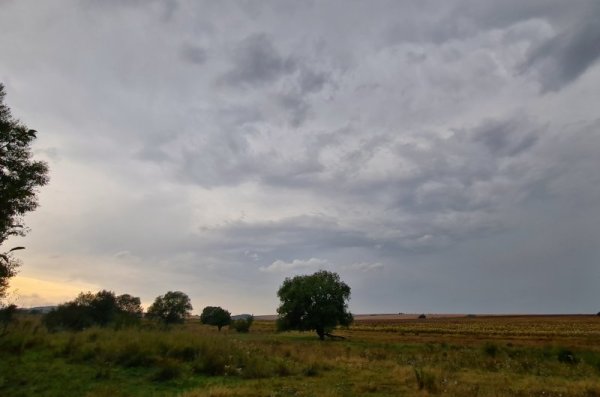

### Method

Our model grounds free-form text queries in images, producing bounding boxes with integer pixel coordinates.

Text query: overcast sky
[1,0,599,314]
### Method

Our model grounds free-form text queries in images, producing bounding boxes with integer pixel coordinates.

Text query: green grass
[1,315,600,396]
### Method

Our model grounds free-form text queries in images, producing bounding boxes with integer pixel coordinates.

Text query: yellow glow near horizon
[8,275,101,307]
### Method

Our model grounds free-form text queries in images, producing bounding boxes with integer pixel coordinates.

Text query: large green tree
[147,291,193,324]
[276,270,353,340]
[0,84,49,302]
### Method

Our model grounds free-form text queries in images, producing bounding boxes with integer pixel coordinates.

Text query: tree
[276,270,353,340]
[116,294,143,317]
[200,306,231,331]
[42,290,143,331]
[147,291,192,324]
[0,83,49,302]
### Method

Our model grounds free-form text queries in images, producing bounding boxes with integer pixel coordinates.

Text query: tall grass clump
[413,366,438,392]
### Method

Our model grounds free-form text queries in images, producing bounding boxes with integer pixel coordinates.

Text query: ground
[1,314,599,396]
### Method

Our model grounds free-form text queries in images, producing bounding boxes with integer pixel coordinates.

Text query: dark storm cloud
[222,33,297,87]
[523,18,600,92]
[470,117,539,157]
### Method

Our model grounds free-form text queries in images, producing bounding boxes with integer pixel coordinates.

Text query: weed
[483,342,499,357]
[413,366,437,392]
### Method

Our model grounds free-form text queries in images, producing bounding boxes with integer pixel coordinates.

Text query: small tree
[230,315,254,333]
[200,306,231,331]
[0,84,49,303]
[147,291,192,324]
[276,270,353,340]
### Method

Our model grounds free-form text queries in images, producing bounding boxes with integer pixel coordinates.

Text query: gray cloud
[180,44,207,65]
[222,33,297,87]
[1,0,599,314]
[523,18,600,92]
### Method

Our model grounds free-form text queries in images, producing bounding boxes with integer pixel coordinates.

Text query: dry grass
[1,314,600,396]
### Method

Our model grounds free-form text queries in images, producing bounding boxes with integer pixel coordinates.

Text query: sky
[1,0,599,315]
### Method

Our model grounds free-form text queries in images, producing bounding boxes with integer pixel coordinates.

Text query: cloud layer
[1,0,599,314]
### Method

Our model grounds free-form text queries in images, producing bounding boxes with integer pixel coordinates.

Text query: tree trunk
[218,325,222,332]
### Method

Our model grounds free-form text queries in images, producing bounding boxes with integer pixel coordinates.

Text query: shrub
[0,304,17,333]
[418,314,427,319]
[557,348,579,364]
[230,316,254,333]
[43,303,94,331]
[483,342,498,357]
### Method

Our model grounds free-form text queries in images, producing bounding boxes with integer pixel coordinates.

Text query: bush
[483,342,498,357]
[230,316,254,333]
[557,348,579,364]
[43,303,94,331]
[418,314,427,319]
[0,304,17,333]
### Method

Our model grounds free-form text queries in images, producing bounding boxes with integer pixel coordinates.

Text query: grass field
[1,314,600,396]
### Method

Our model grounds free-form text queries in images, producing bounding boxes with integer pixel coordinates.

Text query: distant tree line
[8,268,357,341]
[43,290,143,331]
[38,289,254,334]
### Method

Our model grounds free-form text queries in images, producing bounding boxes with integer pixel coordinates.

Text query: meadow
[1,314,600,396]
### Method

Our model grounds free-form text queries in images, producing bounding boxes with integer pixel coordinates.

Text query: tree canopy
[276,270,353,340]
[147,291,193,324]
[0,84,49,302]
[43,290,143,331]
[200,306,231,331]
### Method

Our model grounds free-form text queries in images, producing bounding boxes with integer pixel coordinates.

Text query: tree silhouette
[200,306,231,331]
[147,291,193,324]
[0,84,49,302]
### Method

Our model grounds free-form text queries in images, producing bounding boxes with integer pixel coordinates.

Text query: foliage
[230,316,254,333]
[0,84,49,301]
[276,270,352,340]
[0,250,20,301]
[200,306,231,331]
[43,290,142,331]
[147,291,193,325]
[0,303,17,334]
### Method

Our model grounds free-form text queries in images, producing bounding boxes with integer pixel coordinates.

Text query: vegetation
[1,314,600,396]
[230,315,254,333]
[200,306,231,331]
[147,291,193,325]
[42,290,142,331]
[0,83,49,303]
[276,270,353,340]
